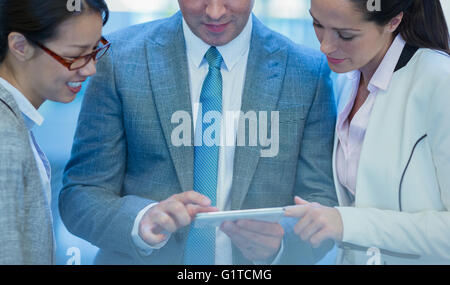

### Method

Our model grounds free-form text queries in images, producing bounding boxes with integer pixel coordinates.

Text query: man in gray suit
[0,85,54,265]
[59,0,337,265]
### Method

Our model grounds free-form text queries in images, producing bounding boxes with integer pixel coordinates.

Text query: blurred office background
[33,0,450,265]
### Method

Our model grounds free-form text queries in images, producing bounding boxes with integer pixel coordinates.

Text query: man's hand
[284,196,343,248]
[220,219,284,262]
[139,191,218,247]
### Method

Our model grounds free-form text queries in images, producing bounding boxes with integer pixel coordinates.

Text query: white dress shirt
[0,77,52,205]
[186,15,251,265]
[132,15,284,264]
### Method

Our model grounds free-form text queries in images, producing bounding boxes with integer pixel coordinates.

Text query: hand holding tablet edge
[193,207,286,228]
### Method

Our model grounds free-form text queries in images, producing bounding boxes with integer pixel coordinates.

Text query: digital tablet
[193,207,285,228]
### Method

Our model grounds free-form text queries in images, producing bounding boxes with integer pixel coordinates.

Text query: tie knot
[205,46,223,69]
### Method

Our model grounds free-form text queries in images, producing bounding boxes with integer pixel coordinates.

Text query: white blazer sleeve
[336,72,450,260]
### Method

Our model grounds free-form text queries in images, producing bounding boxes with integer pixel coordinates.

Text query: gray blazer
[0,84,54,265]
[60,12,337,265]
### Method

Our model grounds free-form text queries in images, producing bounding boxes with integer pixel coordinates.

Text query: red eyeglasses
[30,37,111,71]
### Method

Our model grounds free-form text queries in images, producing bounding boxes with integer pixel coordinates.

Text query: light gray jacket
[60,12,338,265]
[0,84,54,265]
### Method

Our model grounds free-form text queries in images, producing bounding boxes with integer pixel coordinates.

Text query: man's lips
[204,22,230,33]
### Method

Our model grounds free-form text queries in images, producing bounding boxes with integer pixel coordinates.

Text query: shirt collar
[368,34,406,92]
[182,14,253,71]
[344,34,406,92]
[0,77,43,130]
[345,70,360,81]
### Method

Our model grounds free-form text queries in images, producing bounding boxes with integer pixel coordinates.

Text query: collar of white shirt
[0,77,44,130]
[182,14,253,72]
[346,34,406,93]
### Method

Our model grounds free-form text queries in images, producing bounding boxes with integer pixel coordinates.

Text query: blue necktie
[184,47,223,265]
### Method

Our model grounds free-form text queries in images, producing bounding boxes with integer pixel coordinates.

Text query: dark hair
[0,0,109,63]
[351,0,450,55]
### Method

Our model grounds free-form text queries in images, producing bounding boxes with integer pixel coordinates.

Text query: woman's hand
[284,196,343,248]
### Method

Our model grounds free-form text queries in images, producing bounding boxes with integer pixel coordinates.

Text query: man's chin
[199,30,237,46]
[202,37,230,47]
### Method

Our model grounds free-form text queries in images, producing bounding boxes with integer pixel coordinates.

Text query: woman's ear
[386,12,404,33]
[7,32,36,62]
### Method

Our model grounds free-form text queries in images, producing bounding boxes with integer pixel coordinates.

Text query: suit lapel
[146,12,194,192]
[230,17,288,210]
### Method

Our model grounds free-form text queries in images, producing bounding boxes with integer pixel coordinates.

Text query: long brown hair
[351,0,450,55]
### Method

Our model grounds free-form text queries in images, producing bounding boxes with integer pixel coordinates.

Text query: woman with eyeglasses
[0,0,109,264]
[285,0,450,264]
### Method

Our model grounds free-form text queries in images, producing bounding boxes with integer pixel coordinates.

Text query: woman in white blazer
[285,0,450,264]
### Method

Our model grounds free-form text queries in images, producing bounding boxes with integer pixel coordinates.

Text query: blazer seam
[0,97,18,118]
[398,134,428,211]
